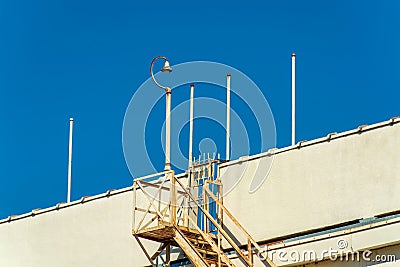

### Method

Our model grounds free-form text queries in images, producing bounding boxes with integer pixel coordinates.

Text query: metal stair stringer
[174,178,254,266]
[185,215,236,267]
[173,226,210,267]
[203,186,276,267]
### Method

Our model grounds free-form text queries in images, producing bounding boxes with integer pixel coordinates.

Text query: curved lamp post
[150,56,173,170]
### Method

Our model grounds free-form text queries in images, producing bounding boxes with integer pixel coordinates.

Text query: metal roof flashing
[219,116,400,169]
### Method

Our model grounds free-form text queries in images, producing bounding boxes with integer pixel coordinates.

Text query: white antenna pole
[291,53,296,146]
[188,84,194,169]
[67,117,74,203]
[226,73,231,161]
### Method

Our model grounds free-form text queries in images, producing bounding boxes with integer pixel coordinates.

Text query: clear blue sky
[0,1,399,219]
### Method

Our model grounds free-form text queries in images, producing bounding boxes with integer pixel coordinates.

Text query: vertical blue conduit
[197,177,219,233]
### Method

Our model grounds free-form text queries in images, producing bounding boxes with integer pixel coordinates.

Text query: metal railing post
[169,171,177,225]
[248,238,253,266]
[133,181,137,233]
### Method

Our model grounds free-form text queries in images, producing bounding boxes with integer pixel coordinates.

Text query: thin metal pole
[165,89,171,170]
[67,117,74,203]
[186,87,194,227]
[292,53,296,146]
[188,84,194,169]
[226,74,231,161]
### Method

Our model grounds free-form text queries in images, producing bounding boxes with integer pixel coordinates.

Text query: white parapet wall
[0,188,159,267]
[219,117,400,243]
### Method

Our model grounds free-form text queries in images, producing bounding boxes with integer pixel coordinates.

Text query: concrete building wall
[0,189,152,267]
[304,245,400,267]
[0,173,190,267]
[220,120,400,243]
[262,216,400,266]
